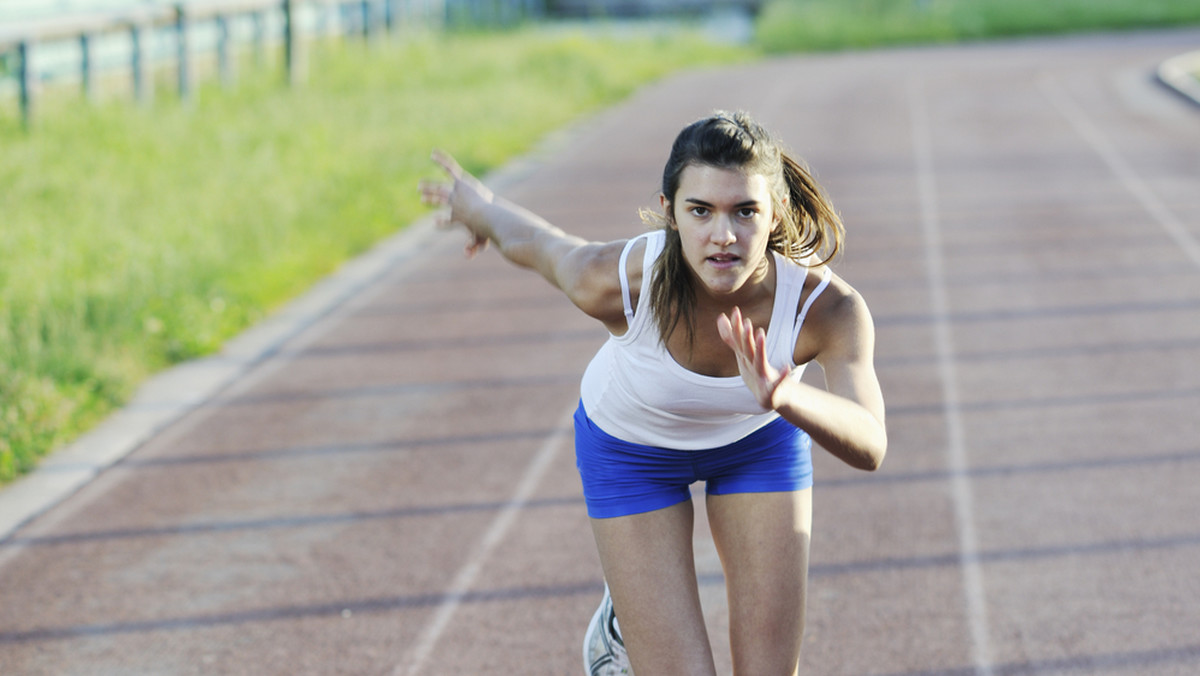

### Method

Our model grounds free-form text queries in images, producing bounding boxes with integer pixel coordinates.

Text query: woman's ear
[660,193,678,230]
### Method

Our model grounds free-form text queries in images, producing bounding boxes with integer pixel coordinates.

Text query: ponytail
[775,153,844,266]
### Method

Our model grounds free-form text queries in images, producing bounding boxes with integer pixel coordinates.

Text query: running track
[2,28,1199,675]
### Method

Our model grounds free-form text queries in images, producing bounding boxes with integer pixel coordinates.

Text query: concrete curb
[1158,49,1200,106]
[0,215,440,541]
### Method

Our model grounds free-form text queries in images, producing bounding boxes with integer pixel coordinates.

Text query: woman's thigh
[706,488,813,676]
[590,499,717,676]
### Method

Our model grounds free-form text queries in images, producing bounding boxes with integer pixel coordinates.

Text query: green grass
[0,29,753,483]
[756,0,1200,53]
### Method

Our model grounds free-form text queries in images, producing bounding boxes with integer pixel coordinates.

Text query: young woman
[420,111,886,676]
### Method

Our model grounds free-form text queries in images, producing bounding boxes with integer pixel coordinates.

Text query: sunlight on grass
[756,0,1200,53]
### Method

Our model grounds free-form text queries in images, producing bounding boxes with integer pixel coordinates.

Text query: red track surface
[3,29,1200,675]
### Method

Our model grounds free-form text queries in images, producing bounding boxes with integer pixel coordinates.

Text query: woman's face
[666,163,778,299]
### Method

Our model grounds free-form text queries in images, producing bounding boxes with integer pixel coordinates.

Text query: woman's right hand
[718,306,792,411]
[419,150,493,258]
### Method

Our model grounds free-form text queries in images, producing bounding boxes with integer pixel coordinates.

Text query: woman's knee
[706,491,812,673]
[589,502,718,675]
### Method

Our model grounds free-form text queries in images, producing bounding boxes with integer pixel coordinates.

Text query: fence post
[284,0,304,85]
[253,11,267,65]
[130,21,153,105]
[176,4,192,103]
[363,0,383,42]
[17,40,35,129]
[216,14,234,87]
[80,33,96,102]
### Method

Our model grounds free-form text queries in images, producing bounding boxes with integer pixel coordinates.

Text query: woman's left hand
[717,306,791,411]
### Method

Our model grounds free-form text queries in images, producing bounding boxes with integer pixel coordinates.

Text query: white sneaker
[583,584,631,675]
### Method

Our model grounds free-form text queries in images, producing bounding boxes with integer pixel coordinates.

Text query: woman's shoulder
[561,231,658,332]
[806,267,868,322]
[792,266,874,362]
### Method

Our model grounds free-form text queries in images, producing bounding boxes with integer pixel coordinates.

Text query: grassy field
[756,0,1200,52]
[0,30,753,482]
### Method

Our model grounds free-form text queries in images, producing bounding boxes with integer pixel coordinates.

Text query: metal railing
[0,0,539,127]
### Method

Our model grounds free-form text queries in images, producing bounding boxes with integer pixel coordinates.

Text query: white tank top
[579,230,832,450]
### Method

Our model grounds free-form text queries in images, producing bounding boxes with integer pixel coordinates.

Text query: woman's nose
[710,216,736,244]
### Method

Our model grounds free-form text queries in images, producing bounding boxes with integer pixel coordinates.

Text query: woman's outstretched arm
[420,150,629,327]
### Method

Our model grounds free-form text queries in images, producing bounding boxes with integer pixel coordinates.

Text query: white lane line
[908,75,996,676]
[1039,75,1200,270]
[394,404,576,676]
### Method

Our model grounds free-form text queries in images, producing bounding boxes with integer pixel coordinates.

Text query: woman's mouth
[707,253,740,268]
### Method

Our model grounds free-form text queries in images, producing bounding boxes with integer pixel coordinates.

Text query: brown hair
[643,111,844,346]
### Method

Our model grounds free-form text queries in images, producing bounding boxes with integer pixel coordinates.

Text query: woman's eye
[738,208,757,219]
[690,207,709,217]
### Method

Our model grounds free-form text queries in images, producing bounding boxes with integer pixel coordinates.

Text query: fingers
[464,233,489,258]
[726,308,745,351]
[733,307,757,360]
[753,326,770,379]
[418,179,450,208]
[418,180,455,234]
[420,149,464,208]
[719,307,784,408]
[719,307,759,361]
[717,310,745,355]
[419,152,461,229]
[717,312,735,346]
[724,308,776,376]
[430,149,462,179]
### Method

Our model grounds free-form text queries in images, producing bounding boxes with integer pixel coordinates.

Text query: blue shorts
[574,402,813,519]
